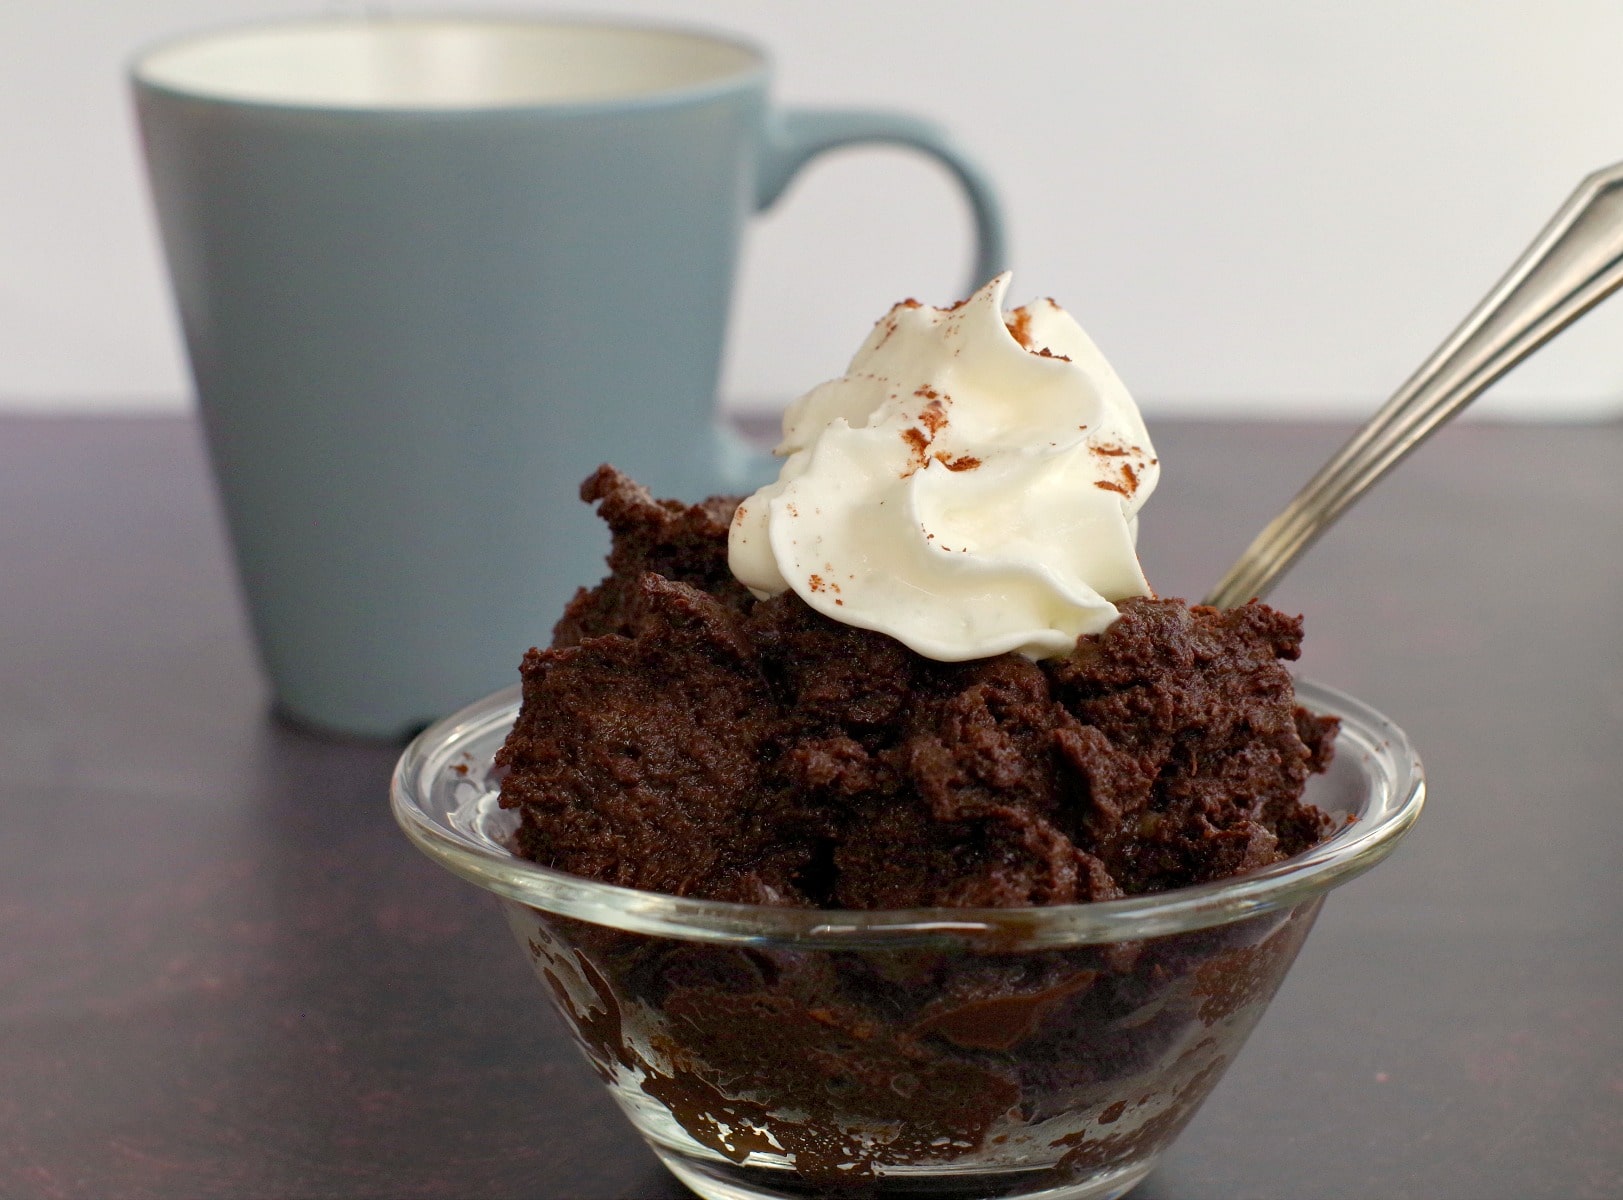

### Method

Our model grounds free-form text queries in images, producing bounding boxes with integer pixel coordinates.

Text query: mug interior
[132,17,763,110]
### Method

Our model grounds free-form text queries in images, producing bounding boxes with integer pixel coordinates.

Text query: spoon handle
[1205,160,1623,610]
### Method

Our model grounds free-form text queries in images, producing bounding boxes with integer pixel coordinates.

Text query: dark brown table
[3,414,1620,1200]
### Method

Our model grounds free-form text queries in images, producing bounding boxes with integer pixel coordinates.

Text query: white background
[8,0,1623,419]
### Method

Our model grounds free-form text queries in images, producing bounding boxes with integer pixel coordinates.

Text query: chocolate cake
[495,465,1337,908]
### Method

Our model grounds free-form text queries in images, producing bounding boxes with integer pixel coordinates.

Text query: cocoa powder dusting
[918,398,948,435]
[898,399,954,476]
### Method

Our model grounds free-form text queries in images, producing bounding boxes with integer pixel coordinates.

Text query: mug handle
[756,108,1008,291]
[714,108,1009,491]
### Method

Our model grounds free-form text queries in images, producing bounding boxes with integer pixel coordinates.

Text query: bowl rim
[390,677,1424,949]
[130,14,770,117]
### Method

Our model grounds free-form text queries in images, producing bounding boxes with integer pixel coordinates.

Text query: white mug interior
[132,17,763,109]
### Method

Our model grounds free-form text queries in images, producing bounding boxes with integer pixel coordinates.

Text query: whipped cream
[728,273,1158,661]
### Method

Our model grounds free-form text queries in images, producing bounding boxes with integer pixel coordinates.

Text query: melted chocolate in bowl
[393,680,1423,1200]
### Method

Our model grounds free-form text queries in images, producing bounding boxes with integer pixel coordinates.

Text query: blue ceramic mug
[132,16,1006,738]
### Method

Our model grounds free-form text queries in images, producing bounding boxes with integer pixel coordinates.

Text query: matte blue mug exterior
[132,16,1006,738]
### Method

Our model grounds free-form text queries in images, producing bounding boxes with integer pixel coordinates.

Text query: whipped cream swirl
[728,273,1158,661]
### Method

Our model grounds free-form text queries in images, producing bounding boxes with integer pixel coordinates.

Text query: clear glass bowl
[392,679,1423,1200]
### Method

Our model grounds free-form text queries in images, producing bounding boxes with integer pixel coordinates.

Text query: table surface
[3,414,1620,1200]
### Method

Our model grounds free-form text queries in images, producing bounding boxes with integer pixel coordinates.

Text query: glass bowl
[392,679,1422,1200]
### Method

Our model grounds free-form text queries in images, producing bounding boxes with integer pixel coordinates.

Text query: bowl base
[653,1144,1158,1200]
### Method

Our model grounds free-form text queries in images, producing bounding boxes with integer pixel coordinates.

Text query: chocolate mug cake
[479,276,1348,1194]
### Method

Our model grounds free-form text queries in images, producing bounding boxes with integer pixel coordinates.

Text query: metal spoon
[1205,160,1623,610]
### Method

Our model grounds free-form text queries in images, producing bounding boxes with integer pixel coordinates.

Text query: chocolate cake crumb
[549,466,753,649]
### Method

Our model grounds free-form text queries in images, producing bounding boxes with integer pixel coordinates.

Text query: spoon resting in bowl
[1206,160,1623,610]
